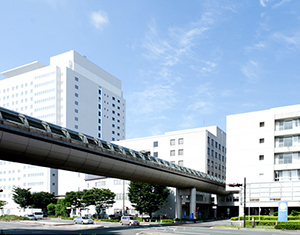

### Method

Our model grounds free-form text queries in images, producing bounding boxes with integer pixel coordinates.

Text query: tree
[90,188,116,218]
[55,199,70,217]
[31,192,56,213]
[47,203,56,215]
[65,191,86,213]
[0,200,7,209]
[128,182,170,218]
[12,187,32,209]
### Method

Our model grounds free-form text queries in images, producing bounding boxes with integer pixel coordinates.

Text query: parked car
[73,216,94,224]
[23,214,37,220]
[33,212,43,220]
[120,216,140,226]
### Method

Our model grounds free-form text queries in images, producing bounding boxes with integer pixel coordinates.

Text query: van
[33,212,43,220]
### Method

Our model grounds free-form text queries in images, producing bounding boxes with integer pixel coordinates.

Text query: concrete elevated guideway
[0,107,228,218]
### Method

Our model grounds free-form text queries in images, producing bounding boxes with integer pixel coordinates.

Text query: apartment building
[226,104,300,215]
[0,50,126,213]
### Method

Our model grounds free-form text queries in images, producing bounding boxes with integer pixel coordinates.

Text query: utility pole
[227,177,246,227]
[244,177,246,228]
[123,180,125,215]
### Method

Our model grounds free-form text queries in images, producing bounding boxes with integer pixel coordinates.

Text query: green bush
[0,215,29,222]
[245,220,277,226]
[97,219,119,222]
[275,222,300,230]
[273,212,278,216]
[161,219,173,223]
[290,210,300,216]
[288,216,300,220]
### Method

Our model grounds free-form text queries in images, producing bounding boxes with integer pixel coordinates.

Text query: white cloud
[241,60,261,82]
[190,60,217,74]
[260,0,291,8]
[129,84,176,118]
[273,0,292,8]
[271,31,300,49]
[143,12,216,67]
[90,11,109,30]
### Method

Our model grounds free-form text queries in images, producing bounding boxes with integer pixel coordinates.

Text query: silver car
[120,216,140,226]
[73,216,94,224]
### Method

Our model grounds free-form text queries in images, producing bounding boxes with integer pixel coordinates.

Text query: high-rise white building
[108,126,227,219]
[0,50,126,213]
[226,104,300,215]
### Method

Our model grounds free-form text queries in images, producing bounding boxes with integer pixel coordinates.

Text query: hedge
[245,220,277,226]
[275,223,300,230]
[231,215,300,221]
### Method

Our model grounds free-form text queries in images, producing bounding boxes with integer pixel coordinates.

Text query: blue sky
[1,0,300,139]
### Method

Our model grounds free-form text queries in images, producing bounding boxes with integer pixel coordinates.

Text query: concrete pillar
[175,188,182,219]
[190,187,196,219]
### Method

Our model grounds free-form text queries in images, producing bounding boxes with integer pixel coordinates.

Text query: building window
[75,93,79,97]
[153,141,158,147]
[178,149,184,155]
[75,125,78,129]
[211,139,214,146]
[153,152,158,157]
[260,122,265,127]
[259,138,264,144]
[75,85,79,89]
[178,160,183,166]
[170,139,175,145]
[259,155,264,160]
[75,77,79,82]
[75,117,78,121]
[207,148,210,154]
[75,101,78,105]
[208,137,210,144]
[178,138,184,145]
[170,150,175,156]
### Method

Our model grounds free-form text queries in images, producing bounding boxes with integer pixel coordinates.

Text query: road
[0,219,298,235]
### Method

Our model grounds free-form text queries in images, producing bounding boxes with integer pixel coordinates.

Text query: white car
[33,212,43,220]
[23,214,37,220]
[73,216,94,224]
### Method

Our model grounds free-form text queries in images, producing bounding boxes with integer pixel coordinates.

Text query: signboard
[189,213,194,219]
[278,201,288,221]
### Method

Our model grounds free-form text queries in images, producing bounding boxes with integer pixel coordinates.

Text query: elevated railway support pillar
[190,187,196,219]
[175,188,182,220]
[175,187,196,220]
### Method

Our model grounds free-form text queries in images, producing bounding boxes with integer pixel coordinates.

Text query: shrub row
[275,223,300,230]
[0,215,29,222]
[231,215,300,221]
[96,219,120,222]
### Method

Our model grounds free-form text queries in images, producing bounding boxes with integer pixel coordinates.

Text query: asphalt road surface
[0,219,298,235]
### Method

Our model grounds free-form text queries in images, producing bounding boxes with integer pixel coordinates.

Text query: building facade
[0,50,126,213]
[226,104,300,216]
[112,126,227,219]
